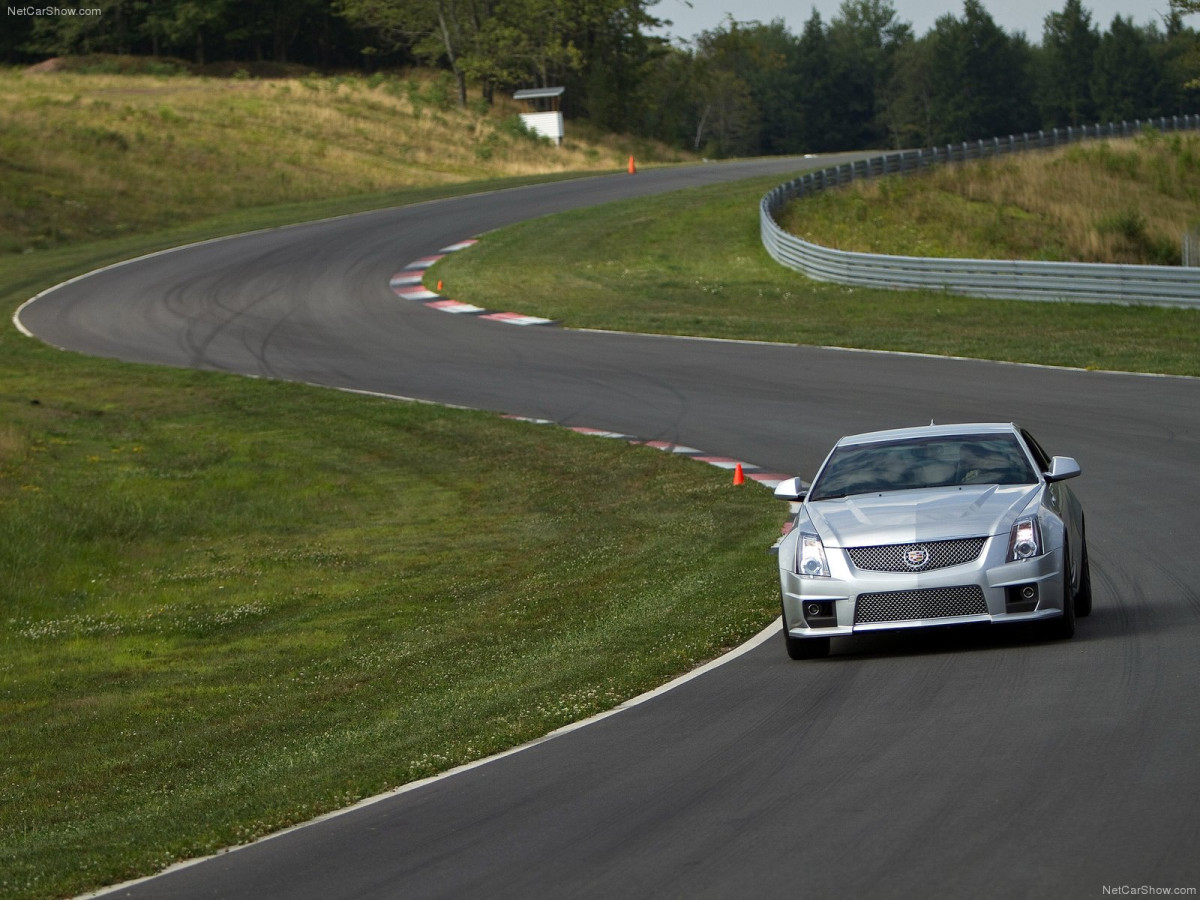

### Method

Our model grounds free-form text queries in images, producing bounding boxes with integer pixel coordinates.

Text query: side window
[1021,429,1052,472]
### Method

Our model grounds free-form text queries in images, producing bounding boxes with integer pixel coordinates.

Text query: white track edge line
[568,328,1199,381]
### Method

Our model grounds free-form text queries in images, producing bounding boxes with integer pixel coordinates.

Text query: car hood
[805,484,1040,547]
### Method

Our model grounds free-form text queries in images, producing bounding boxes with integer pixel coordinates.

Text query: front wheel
[1074,541,1093,618]
[782,603,830,659]
[1047,541,1077,640]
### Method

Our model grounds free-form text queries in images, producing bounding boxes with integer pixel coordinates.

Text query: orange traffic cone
[733,463,745,485]
[628,155,637,175]
[436,280,443,292]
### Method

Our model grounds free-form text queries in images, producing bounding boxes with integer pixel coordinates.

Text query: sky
[647,0,1183,43]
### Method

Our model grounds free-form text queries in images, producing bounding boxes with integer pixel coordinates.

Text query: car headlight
[798,532,831,578]
[1007,515,1043,562]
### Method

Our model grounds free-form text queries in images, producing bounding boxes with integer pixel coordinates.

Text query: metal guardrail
[760,116,1200,308]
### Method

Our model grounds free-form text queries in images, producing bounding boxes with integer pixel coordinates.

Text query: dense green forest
[5,0,1200,156]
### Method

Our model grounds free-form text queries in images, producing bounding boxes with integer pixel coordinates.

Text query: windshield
[808,434,1038,501]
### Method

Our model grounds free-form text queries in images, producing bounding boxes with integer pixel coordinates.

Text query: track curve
[22,159,1200,900]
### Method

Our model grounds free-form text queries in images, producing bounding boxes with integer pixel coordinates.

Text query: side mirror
[773,476,808,501]
[1045,456,1081,482]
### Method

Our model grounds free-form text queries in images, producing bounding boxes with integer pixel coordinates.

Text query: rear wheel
[782,601,831,659]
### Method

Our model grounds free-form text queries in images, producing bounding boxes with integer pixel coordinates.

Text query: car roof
[835,423,1021,447]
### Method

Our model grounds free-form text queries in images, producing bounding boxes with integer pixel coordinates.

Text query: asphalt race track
[19,159,1200,899]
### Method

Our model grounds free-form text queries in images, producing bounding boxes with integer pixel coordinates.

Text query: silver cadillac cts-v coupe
[773,423,1090,659]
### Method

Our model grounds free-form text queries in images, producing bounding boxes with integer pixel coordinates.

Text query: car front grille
[854,585,988,624]
[847,538,986,573]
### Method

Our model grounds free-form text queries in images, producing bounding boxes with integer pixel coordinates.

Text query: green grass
[429,174,1200,376]
[0,196,780,899]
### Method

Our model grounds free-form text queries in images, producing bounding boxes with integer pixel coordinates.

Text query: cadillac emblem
[903,545,931,570]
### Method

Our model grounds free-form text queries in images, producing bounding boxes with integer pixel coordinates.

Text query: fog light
[1005,583,1039,612]
[802,601,836,628]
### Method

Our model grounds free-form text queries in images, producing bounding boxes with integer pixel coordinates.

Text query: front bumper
[780,537,1066,639]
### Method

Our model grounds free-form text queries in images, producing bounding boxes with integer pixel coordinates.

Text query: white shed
[513,87,565,146]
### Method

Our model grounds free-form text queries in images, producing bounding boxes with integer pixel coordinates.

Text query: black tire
[1047,539,1077,640]
[1075,541,1093,618]
[782,603,831,659]
[786,632,831,660]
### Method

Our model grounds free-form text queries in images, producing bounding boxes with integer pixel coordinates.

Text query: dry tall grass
[785,132,1200,265]
[0,67,688,254]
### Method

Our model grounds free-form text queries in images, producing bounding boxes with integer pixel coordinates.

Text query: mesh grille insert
[847,538,986,573]
[855,585,988,624]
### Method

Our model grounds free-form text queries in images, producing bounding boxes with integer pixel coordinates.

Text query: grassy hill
[778,130,1200,266]
[0,62,688,255]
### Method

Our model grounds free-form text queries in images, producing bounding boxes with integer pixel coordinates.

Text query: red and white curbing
[479,311,557,326]
[391,239,557,327]
[427,299,488,315]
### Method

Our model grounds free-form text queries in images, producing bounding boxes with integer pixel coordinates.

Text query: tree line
[5,0,1200,156]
